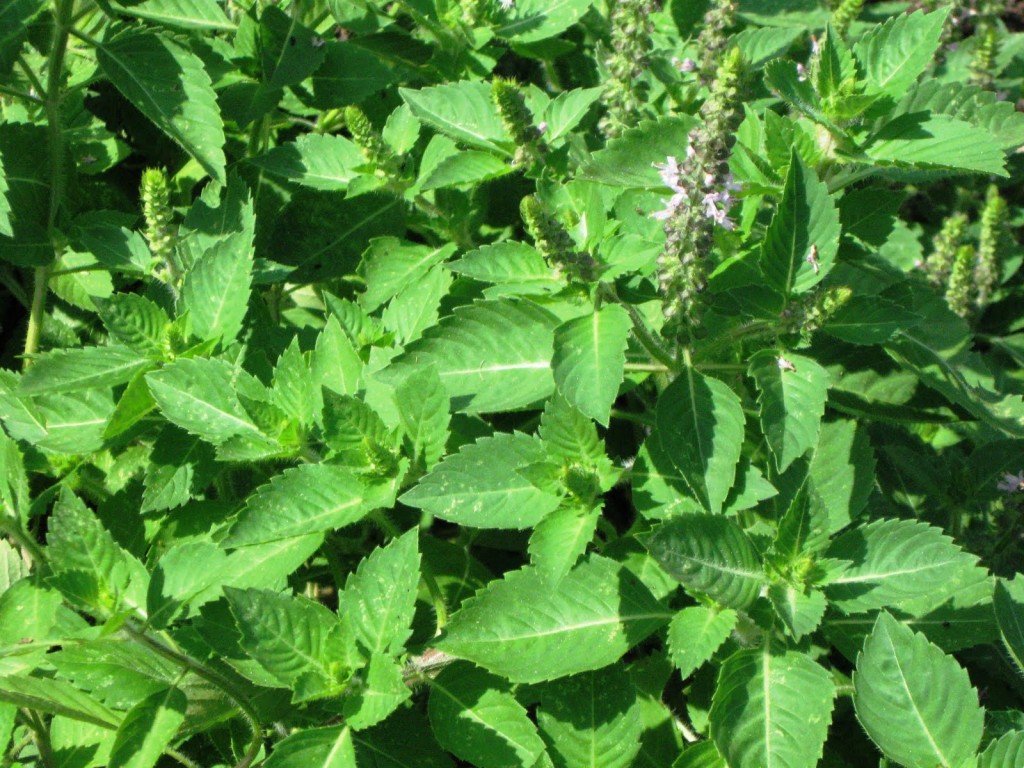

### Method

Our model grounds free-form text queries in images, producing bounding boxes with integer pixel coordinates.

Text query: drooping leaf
[107,687,187,768]
[748,350,830,473]
[759,151,840,297]
[854,8,949,96]
[428,662,547,768]
[250,134,366,191]
[866,114,1008,177]
[400,82,511,153]
[551,304,631,426]
[710,648,835,768]
[401,432,562,529]
[644,515,763,610]
[854,612,983,768]
[97,29,226,182]
[437,555,670,683]
[223,464,374,548]
[667,606,737,680]
[651,370,745,515]
[263,725,357,768]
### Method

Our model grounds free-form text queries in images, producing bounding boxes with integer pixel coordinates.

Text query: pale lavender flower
[777,356,797,372]
[998,471,1024,493]
[499,0,515,9]
[654,156,685,191]
[796,63,808,82]
[652,191,687,221]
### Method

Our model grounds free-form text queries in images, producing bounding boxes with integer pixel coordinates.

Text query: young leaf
[341,653,411,731]
[429,662,546,768]
[95,295,171,358]
[527,504,600,584]
[400,82,511,154]
[20,346,150,394]
[748,350,830,473]
[271,338,317,428]
[437,555,670,683]
[644,515,763,610]
[382,299,559,414]
[393,365,451,471]
[400,432,562,529]
[979,730,1024,768]
[758,151,840,297]
[667,606,737,680]
[652,370,745,515]
[710,648,835,768]
[359,238,455,312]
[107,686,187,768]
[551,304,631,426]
[854,612,983,768]
[854,8,949,97]
[994,577,1024,675]
[249,134,366,191]
[312,316,363,396]
[337,529,420,658]
[535,664,643,768]
[263,725,356,768]
[223,464,373,548]
[97,29,226,183]
[767,583,827,641]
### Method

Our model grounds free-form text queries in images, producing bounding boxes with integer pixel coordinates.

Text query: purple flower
[499,0,515,9]
[998,470,1024,493]
[654,156,685,192]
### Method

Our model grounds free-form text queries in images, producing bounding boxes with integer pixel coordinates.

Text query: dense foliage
[1,0,1024,766]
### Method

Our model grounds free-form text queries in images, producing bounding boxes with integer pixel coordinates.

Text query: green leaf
[400,82,511,154]
[854,612,982,768]
[224,464,373,548]
[494,0,593,43]
[0,149,11,238]
[401,432,562,529]
[759,151,840,297]
[807,419,875,535]
[749,350,830,473]
[581,115,698,187]
[259,6,326,88]
[359,238,455,312]
[763,60,840,133]
[540,87,603,143]
[0,0,46,78]
[767,583,826,641]
[46,639,177,711]
[270,338,317,428]
[527,505,600,585]
[312,316,364,397]
[994,578,1024,675]
[710,648,835,768]
[429,663,546,768]
[552,305,631,426]
[264,725,356,768]
[108,687,187,768]
[250,134,366,191]
[667,606,737,680]
[220,534,324,592]
[866,114,1008,177]
[353,708,454,768]
[381,264,453,344]
[535,664,642,768]
[19,346,149,395]
[105,0,234,30]
[0,578,61,650]
[979,730,1024,768]
[382,299,559,414]
[311,42,395,107]
[447,242,560,294]
[393,365,451,471]
[0,124,51,267]
[95,295,171,357]
[224,587,351,701]
[146,358,262,444]
[338,530,420,657]
[420,151,514,190]
[342,653,411,731]
[97,29,226,183]
[675,742,727,768]
[437,555,670,683]
[72,212,152,274]
[651,369,745,514]
[822,295,919,345]
[147,541,229,629]
[854,8,949,96]
[0,675,118,729]
[644,515,763,610]
[825,518,989,614]
[894,80,1024,151]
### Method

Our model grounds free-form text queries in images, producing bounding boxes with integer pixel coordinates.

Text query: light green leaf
[667,606,737,680]
[767,583,826,641]
[264,725,356,768]
[825,518,989,614]
[494,0,593,43]
[644,515,763,610]
[31,389,115,454]
[759,151,840,297]
[447,242,560,294]
[338,530,420,657]
[420,151,513,190]
[382,299,559,414]
[854,8,949,96]
[271,338,317,428]
[359,238,455,312]
[381,264,453,344]
[749,350,830,473]
[400,432,562,529]
[250,134,366,191]
[342,653,411,731]
[224,464,373,548]
[312,316,363,396]
[20,346,149,394]
[710,648,835,768]
[108,687,187,768]
[0,540,29,595]
[428,662,547,768]
[854,612,982,768]
[994,577,1024,675]
[894,80,1024,151]
[581,115,698,187]
[0,675,119,728]
[437,555,670,683]
[540,88,603,143]
[146,358,262,444]
[393,365,450,470]
[97,29,225,183]
[675,742,727,768]
[224,587,351,700]
[979,730,1024,768]
[535,664,642,768]
[652,369,745,515]
[147,541,229,629]
[400,82,511,153]
[46,639,178,711]
[95,295,171,357]
[866,114,1008,177]
[527,505,600,584]
[0,149,11,238]
[220,534,324,592]
[552,304,631,426]
[0,579,61,650]
[106,0,234,30]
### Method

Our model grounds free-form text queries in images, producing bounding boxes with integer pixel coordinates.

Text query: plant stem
[624,362,670,373]
[0,84,43,105]
[599,284,678,371]
[21,709,56,768]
